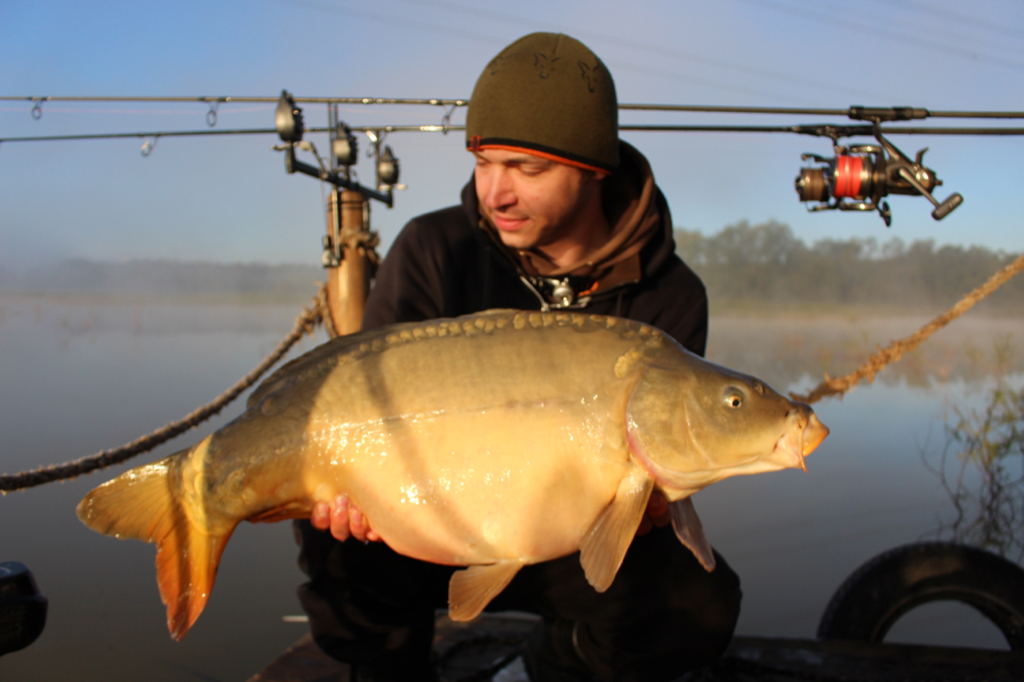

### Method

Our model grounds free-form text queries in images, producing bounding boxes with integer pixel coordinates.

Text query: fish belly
[304,397,628,566]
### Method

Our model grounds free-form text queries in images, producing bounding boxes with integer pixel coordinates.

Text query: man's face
[473,148,605,254]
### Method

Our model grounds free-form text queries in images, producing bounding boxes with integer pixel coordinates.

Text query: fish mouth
[803,412,829,454]
[773,410,829,472]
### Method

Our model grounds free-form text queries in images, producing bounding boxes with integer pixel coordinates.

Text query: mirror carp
[77,310,828,640]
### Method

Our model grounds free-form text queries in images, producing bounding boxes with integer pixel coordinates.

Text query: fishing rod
[5,92,1024,224]
[5,95,1024,119]
[7,123,1024,144]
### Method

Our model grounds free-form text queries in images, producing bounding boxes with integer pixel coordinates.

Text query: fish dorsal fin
[579,465,653,593]
[669,497,716,572]
[448,560,524,622]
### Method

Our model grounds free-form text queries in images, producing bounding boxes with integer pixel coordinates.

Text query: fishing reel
[795,128,962,226]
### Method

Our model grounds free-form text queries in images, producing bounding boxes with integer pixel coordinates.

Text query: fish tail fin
[76,443,234,640]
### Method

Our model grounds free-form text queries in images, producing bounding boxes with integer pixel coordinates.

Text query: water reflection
[707,314,1024,392]
[710,312,1024,564]
[926,378,1024,562]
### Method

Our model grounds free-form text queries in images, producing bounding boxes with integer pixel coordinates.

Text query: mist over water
[0,295,329,682]
[1,294,1020,681]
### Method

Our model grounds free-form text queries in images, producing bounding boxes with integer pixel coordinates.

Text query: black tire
[817,542,1024,650]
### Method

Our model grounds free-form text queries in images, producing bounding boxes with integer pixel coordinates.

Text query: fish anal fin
[156,520,234,640]
[579,465,653,593]
[669,497,716,572]
[448,560,523,622]
[76,446,235,641]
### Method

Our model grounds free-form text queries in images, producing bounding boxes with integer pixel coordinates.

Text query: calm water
[1,295,1021,681]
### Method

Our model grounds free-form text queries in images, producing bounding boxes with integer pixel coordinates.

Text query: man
[294,32,741,682]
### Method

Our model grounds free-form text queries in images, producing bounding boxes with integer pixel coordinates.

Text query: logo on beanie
[533,53,561,79]
[578,61,600,93]
[487,56,505,76]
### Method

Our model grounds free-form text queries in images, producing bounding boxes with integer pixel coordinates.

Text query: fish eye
[723,389,744,408]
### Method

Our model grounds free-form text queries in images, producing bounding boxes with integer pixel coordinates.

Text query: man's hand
[313,490,666,542]
[310,494,381,543]
[636,490,670,536]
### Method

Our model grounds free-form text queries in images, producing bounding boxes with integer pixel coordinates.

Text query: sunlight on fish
[76,309,828,640]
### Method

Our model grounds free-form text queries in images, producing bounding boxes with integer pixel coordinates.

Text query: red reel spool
[833,155,863,198]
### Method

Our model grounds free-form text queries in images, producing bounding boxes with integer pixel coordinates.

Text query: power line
[875,5,1024,62]
[262,0,506,48]
[264,0,887,101]
[389,0,885,101]
[868,0,1024,43]
[734,0,1024,72]
[787,0,1024,58]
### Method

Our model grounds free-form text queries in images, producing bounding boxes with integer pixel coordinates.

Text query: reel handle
[931,192,963,220]
[896,167,963,221]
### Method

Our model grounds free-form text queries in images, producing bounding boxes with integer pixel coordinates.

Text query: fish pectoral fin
[669,497,716,572]
[579,465,653,593]
[448,560,524,622]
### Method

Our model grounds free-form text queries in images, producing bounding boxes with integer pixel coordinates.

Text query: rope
[0,283,330,492]
[342,228,382,270]
[792,252,1024,405]
[316,277,338,339]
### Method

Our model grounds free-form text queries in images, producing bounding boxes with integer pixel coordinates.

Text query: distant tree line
[0,258,322,302]
[675,221,1024,312]
[3,226,1021,312]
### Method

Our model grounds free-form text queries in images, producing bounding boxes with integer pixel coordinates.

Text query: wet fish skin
[76,309,828,640]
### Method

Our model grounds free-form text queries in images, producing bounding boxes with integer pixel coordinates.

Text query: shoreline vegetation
[677,221,1024,316]
[1,220,1020,315]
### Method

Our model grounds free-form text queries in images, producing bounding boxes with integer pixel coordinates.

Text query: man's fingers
[349,505,367,542]
[349,507,382,542]
[311,502,330,531]
[329,495,351,542]
[312,493,380,543]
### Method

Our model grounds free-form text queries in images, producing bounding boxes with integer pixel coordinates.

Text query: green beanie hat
[466,33,619,172]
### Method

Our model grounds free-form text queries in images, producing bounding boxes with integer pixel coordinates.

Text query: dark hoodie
[363,141,709,355]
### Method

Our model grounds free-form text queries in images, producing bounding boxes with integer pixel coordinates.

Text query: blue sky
[2,0,1022,269]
